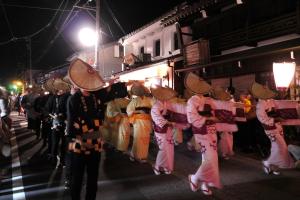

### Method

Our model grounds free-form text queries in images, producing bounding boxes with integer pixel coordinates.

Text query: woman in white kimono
[127,82,153,163]
[185,72,221,195]
[168,97,188,145]
[250,82,294,175]
[212,87,238,160]
[151,86,177,175]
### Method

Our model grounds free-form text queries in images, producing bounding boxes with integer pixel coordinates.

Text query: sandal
[164,169,171,175]
[200,182,212,195]
[263,164,271,175]
[188,175,199,192]
[152,166,161,175]
[129,156,135,162]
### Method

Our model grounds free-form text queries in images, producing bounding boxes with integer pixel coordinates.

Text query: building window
[154,39,160,57]
[174,33,179,50]
[140,46,144,54]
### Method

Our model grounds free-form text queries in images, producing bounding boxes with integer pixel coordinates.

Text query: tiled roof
[120,0,231,41]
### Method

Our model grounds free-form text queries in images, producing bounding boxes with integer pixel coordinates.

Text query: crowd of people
[1,58,300,199]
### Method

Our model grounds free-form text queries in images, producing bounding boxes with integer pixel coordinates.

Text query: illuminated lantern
[273,61,296,91]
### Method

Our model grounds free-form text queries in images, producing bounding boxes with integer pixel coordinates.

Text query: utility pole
[26,37,33,87]
[94,0,101,72]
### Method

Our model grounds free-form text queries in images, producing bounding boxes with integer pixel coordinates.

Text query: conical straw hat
[183,88,194,100]
[212,87,231,101]
[130,81,149,96]
[52,78,70,92]
[68,58,104,91]
[250,82,276,99]
[184,72,211,95]
[44,78,55,92]
[150,85,177,101]
[63,75,72,85]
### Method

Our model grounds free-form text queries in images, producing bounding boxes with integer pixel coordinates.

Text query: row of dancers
[102,72,297,196]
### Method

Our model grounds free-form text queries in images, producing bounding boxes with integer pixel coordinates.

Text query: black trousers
[65,138,73,182]
[51,128,66,163]
[41,120,51,144]
[71,151,101,200]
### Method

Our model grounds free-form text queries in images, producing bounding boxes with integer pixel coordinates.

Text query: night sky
[0,0,186,84]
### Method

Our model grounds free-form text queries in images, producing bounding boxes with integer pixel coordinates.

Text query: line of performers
[101,71,299,196]
[21,58,300,199]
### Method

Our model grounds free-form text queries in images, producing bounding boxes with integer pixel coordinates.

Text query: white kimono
[214,100,238,158]
[187,95,221,189]
[256,99,294,169]
[151,100,174,172]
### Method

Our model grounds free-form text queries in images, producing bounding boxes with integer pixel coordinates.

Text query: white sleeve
[256,100,274,126]
[151,101,168,128]
[187,96,206,128]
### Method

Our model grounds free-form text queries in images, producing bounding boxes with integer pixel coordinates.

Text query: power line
[85,9,114,38]
[34,0,81,64]
[103,0,126,35]
[0,0,15,38]
[0,38,14,45]
[53,0,77,53]
[55,0,70,28]
[0,3,75,12]
[0,0,68,46]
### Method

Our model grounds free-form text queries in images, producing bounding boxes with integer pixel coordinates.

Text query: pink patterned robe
[151,100,174,172]
[187,95,222,189]
[214,100,238,158]
[256,99,294,169]
[167,99,190,144]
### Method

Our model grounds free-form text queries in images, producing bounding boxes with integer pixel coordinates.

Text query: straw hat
[68,58,104,91]
[44,78,55,92]
[184,72,211,95]
[212,87,231,101]
[250,82,276,99]
[63,75,72,85]
[52,78,70,92]
[150,85,177,101]
[130,82,149,96]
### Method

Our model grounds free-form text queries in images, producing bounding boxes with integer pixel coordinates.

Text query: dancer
[212,87,238,160]
[151,85,177,175]
[127,82,153,163]
[185,72,221,195]
[250,82,294,175]
[67,59,104,200]
[106,96,131,152]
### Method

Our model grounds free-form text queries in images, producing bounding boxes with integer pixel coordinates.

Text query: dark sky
[0,0,186,84]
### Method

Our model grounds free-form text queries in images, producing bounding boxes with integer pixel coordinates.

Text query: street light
[273,52,296,99]
[78,27,97,47]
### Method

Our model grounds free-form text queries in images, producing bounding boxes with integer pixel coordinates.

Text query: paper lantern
[273,62,296,90]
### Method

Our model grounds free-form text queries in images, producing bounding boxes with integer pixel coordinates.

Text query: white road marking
[11,127,26,200]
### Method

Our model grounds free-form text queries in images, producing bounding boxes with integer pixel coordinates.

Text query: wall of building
[77,42,123,79]
[122,23,190,61]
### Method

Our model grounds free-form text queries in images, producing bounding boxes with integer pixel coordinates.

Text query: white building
[116,15,192,88]
[69,42,123,80]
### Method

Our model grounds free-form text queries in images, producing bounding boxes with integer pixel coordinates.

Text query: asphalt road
[1,112,300,200]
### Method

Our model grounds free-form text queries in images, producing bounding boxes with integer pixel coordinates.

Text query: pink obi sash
[261,123,276,131]
[274,100,300,126]
[276,108,298,119]
[215,109,238,132]
[215,109,235,124]
[236,107,246,121]
[192,120,215,135]
[166,110,188,124]
[153,123,169,133]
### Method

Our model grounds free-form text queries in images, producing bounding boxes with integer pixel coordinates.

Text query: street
[1,112,300,200]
